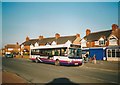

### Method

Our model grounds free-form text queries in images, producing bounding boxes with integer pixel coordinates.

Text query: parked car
[5,54,13,58]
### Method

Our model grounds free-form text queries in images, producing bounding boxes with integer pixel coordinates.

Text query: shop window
[116,49,120,57]
[112,50,115,57]
[108,49,112,57]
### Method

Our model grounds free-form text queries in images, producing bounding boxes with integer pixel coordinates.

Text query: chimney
[16,42,19,45]
[86,29,91,36]
[112,24,118,31]
[39,36,44,40]
[76,34,80,38]
[55,33,60,39]
[26,36,30,41]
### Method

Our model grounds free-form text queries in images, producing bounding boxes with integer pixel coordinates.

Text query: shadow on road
[45,77,79,85]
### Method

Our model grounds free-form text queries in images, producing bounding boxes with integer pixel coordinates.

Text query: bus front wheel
[55,59,60,66]
[35,59,39,63]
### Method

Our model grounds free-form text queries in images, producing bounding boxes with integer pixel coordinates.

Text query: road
[2,57,119,84]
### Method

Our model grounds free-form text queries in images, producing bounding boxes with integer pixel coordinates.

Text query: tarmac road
[2,57,119,84]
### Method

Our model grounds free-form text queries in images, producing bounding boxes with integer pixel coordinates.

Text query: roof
[55,36,76,44]
[22,39,39,46]
[83,30,112,41]
[38,37,55,45]
[22,35,77,46]
[5,44,20,48]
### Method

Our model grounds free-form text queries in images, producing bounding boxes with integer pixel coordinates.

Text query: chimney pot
[16,42,19,45]
[26,36,30,41]
[76,34,80,38]
[86,29,91,36]
[112,24,118,31]
[39,36,44,40]
[55,33,60,39]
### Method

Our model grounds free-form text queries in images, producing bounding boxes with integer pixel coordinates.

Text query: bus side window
[55,50,58,56]
[61,49,66,56]
[54,49,60,56]
[52,50,55,55]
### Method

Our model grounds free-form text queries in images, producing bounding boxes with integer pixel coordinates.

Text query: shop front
[106,46,120,61]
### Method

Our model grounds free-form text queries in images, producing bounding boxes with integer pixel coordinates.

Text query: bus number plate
[75,63,78,65]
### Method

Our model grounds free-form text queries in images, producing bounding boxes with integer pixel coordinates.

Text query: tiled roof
[22,39,39,46]
[5,44,20,48]
[22,35,77,46]
[83,30,112,41]
[38,37,55,45]
[57,36,76,44]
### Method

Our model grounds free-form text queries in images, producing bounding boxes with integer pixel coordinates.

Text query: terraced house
[20,33,81,56]
[3,42,20,55]
[81,24,120,61]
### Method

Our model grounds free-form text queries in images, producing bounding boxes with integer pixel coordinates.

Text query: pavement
[83,60,119,72]
[2,58,119,84]
[2,70,28,84]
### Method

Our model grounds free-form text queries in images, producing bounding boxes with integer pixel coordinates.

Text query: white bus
[30,44,82,66]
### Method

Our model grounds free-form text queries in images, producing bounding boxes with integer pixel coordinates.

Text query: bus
[30,44,82,66]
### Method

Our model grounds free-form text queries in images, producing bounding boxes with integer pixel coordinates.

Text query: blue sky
[2,2,118,47]
[2,0,120,2]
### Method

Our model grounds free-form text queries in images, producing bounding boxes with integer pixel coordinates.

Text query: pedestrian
[85,52,89,62]
[93,54,96,64]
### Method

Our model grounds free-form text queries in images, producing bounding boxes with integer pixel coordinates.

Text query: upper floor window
[99,37,105,46]
[99,40,105,46]
[109,35,118,46]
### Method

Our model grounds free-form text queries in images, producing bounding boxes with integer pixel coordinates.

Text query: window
[68,48,76,57]
[61,48,66,56]
[109,35,118,46]
[31,48,67,56]
[99,40,105,46]
[31,49,40,55]
[116,49,120,57]
[76,49,81,56]
[112,50,115,57]
[109,38,117,45]
[54,49,60,56]
[107,49,120,58]
[108,49,112,57]
[68,48,81,57]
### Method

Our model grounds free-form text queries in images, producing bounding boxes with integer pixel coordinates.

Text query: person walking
[93,54,96,64]
[85,53,89,62]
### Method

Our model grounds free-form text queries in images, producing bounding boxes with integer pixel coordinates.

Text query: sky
[1,1,119,48]
[2,0,120,2]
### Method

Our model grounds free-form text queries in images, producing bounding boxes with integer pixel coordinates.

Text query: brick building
[81,24,120,61]
[4,42,20,55]
[21,33,81,55]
